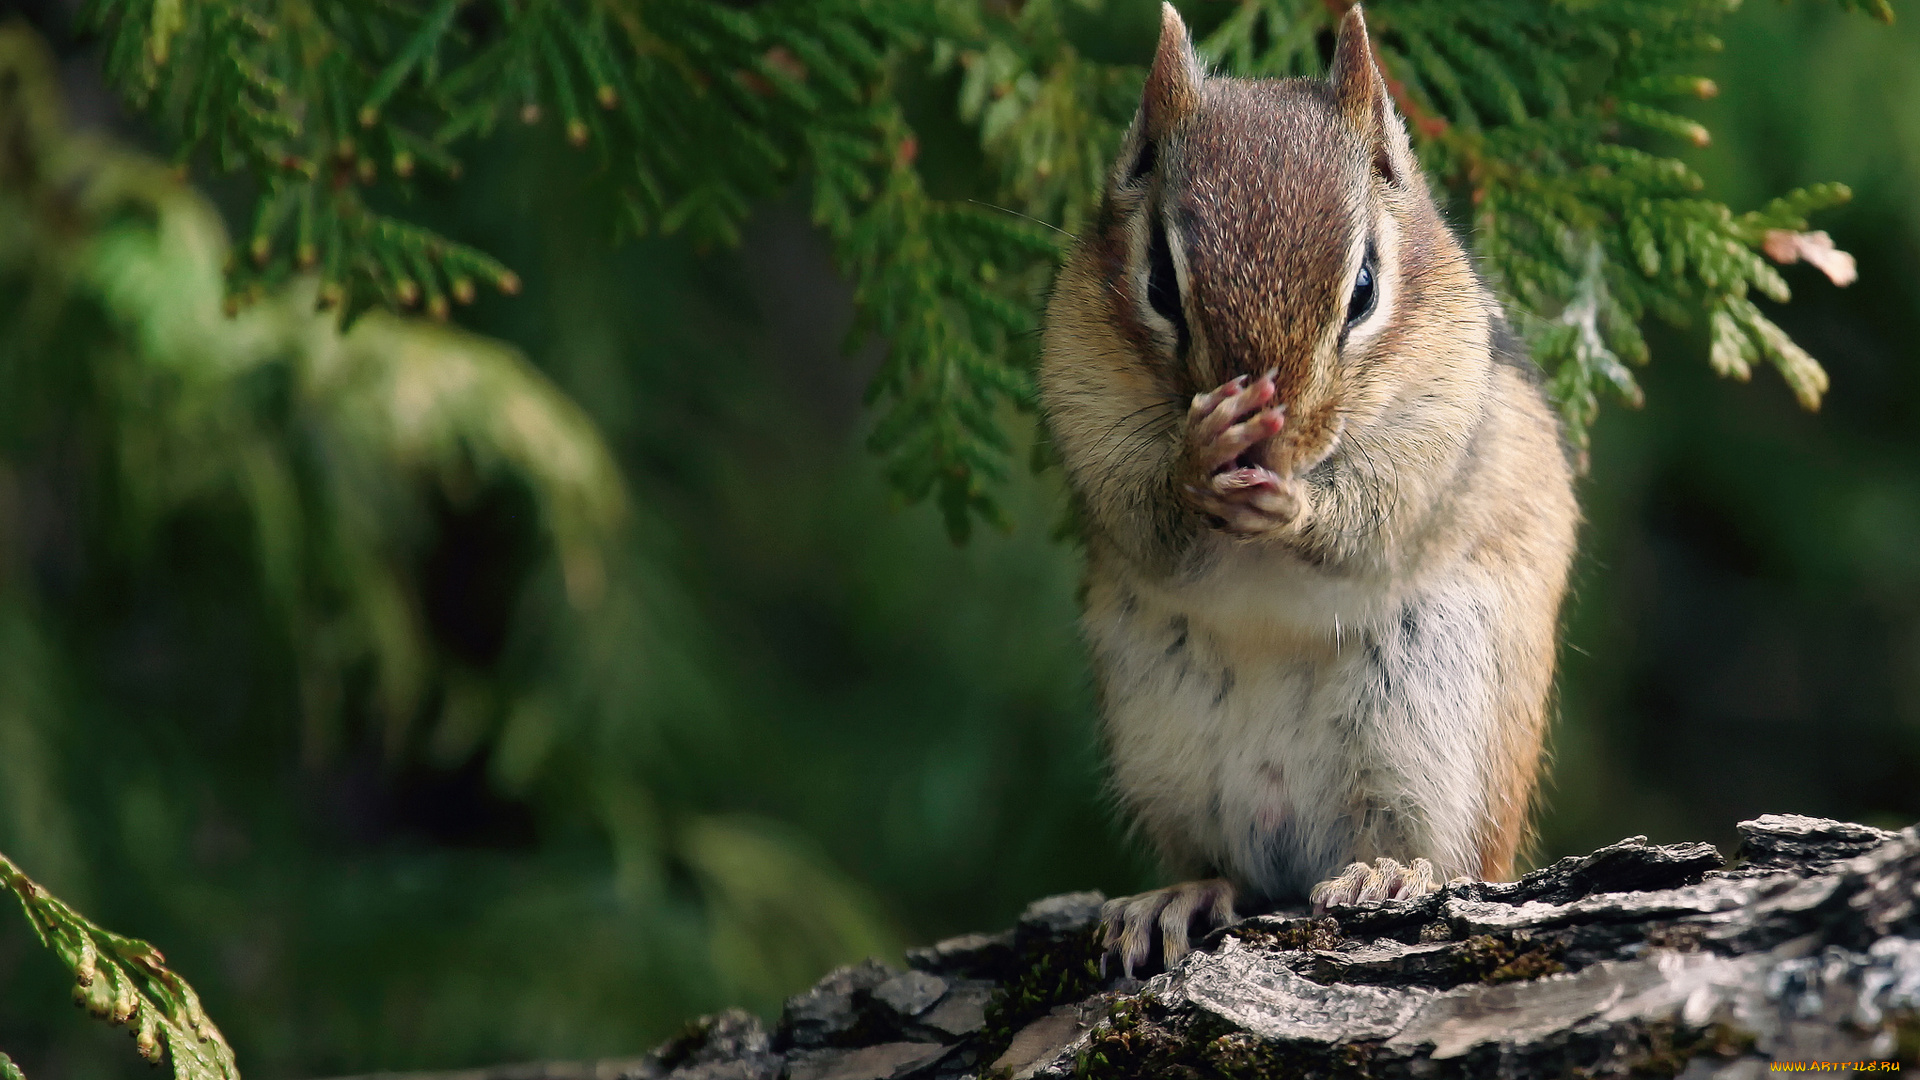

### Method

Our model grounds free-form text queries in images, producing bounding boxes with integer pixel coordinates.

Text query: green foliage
[980,927,1104,1057]
[1364,1,1859,457]
[3,22,903,1070]
[1,851,237,1080]
[6,0,1920,1074]
[81,0,1891,533]
[3,19,628,761]
[1829,0,1897,21]
[83,0,1055,538]
[836,157,1057,539]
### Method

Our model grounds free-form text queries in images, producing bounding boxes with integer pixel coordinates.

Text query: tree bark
[534,815,1920,1078]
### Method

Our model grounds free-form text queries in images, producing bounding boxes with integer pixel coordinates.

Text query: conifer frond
[1,852,238,1080]
[4,20,626,760]
[1322,0,1857,458]
[83,0,1890,531]
[1827,0,1896,22]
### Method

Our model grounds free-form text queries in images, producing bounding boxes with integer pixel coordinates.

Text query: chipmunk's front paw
[1309,857,1440,914]
[1099,878,1238,979]
[1179,370,1299,535]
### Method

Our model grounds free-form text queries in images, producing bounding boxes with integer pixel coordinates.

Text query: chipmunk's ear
[1328,5,1413,186]
[1142,3,1202,141]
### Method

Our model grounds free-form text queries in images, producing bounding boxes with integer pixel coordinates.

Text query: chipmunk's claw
[1099,878,1238,979]
[1181,372,1296,533]
[1308,857,1440,915]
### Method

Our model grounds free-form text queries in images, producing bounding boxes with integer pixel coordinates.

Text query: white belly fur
[1087,547,1498,900]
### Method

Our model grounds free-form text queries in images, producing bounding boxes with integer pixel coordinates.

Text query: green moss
[1072,995,1200,1080]
[1891,1009,1920,1067]
[647,1016,722,1073]
[1196,1029,1381,1080]
[1238,923,1565,989]
[1074,998,1380,1080]
[1642,924,1707,952]
[1623,1020,1759,1078]
[1449,934,1566,985]
[981,927,1108,1058]
[1226,918,1345,954]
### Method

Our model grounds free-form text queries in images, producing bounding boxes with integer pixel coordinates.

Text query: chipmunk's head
[1082,2,1470,481]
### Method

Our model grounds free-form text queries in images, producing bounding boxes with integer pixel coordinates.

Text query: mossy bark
[624,815,1920,1080]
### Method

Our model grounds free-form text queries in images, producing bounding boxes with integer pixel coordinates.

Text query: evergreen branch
[81,0,1886,528]
[0,852,240,1080]
[1198,0,1324,78]
[358,0,461,126]
[1336,0,1858,455]
[812,99,1055,540]
[1827,0,1896,23]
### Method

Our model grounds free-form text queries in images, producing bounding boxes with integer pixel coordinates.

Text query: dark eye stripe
[1345,246,1377,327]
[1146,212,1189,356]
[1128,139,1157,185]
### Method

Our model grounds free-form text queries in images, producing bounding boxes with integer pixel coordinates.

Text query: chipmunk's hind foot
[1099,878,1238,979]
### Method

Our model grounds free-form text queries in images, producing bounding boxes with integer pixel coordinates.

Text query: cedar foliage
[3,20,897,1073]
[83,0,1886,534]
[0,0,1898,1074]
[1,853,237,1080]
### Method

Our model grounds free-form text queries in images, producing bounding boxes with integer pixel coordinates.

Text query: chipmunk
[1039,3,1578,975]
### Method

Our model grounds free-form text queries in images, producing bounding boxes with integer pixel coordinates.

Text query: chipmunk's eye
[1146,214,1189,353]
[1345,249,1377,327]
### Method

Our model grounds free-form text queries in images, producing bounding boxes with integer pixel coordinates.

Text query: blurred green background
[2,1,1918,1078]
